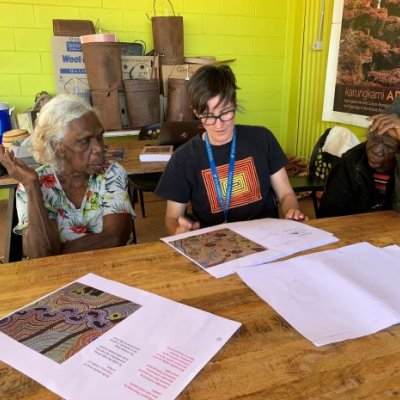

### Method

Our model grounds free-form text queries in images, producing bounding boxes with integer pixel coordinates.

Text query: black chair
[3,186,23,263]
[129,124,163,218]
[289,128,339,217]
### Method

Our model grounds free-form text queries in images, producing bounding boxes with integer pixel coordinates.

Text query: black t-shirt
[155,125,287,227]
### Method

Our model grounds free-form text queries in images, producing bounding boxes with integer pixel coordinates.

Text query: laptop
[158,120,204,149]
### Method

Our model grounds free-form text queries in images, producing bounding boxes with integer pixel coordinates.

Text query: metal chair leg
[4,187,23,263]
[131,218,137,244]
[138,189,146,218]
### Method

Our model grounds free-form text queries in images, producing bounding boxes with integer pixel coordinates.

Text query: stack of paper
[162,218,338,278]
[238,242,400,346]
[0,274,240,400]
[139,145,173,162]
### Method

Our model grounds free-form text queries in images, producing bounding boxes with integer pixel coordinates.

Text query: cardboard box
[52,38,159,97]
[52,36,90,101]
[121,55,159,80]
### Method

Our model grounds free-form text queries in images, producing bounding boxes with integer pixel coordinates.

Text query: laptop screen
[158,121,204,148]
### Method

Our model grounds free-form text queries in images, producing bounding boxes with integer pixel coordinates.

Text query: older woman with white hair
[0,94,134,259]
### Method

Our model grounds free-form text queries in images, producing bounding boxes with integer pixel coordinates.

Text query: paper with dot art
[0,282,141,364]
[0,273,241,400]
[169,228,267,269]
[162,218,339,278]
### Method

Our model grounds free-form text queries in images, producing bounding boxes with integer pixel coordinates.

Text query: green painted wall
[0,0,294,143]
[0,0,366,202]
[0,0,299,201]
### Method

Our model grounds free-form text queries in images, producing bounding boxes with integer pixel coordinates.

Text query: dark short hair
[187,64,238,114]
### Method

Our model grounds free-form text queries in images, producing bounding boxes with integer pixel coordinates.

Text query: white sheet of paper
[103,130,140,137]
[382,244,400,257]
[162,218,338,278]
[0,274,240,400]
[237,242,400,346]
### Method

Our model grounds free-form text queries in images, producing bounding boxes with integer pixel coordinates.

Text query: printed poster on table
[323,0,400,127]
[0,274,240,400]
[162,218,338,278]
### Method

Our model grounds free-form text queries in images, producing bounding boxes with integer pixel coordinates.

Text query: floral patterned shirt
[14,161,135,243]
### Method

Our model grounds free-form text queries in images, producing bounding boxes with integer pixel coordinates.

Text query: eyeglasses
[198,109,235,126]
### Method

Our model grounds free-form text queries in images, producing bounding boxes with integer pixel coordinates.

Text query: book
[105,147,125,161]
[139,145,173,162]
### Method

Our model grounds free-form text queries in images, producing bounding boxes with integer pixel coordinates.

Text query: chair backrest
[158,120,203,148]
[138,123,161,141]
[309,128,340,181]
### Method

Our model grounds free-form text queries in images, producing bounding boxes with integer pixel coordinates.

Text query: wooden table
[105,138,167,175]
[0,138,167,263]
[1,211,400,399]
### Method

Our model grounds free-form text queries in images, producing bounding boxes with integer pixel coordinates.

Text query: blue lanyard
[204,130,236,223]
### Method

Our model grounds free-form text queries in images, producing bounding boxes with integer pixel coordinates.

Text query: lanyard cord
[204,130,236,223]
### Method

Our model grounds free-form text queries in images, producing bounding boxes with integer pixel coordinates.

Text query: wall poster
[323,0,400,127]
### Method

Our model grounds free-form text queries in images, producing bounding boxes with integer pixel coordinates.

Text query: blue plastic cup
[0,103,12,144]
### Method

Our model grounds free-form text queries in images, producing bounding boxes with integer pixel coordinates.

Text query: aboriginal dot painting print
[170,228,266,269]
[0,282,141,364]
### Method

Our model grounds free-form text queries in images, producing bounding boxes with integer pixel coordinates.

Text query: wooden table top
[0,138,166,189]
[1,210,400,399]
[0,175,18,188]
[105,138,168,175]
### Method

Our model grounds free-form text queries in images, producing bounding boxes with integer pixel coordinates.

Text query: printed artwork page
[162,218,338,278]
[142,146,173,154]
[165,226,274,278]
[228,218,338,254]
[0,274,240,400]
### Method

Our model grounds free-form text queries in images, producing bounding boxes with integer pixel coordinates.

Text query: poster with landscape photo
[323,0,400,127]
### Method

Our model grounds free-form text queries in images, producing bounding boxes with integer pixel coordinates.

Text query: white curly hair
[32,94,100,172]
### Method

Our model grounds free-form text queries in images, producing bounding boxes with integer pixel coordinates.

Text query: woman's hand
[0,145,38,187]
[270,167,308,221]
[284,208,308,221]
[165,200,201,235]
[176,216,200,234]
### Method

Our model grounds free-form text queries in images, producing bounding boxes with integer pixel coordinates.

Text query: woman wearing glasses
[155,64,305,235]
